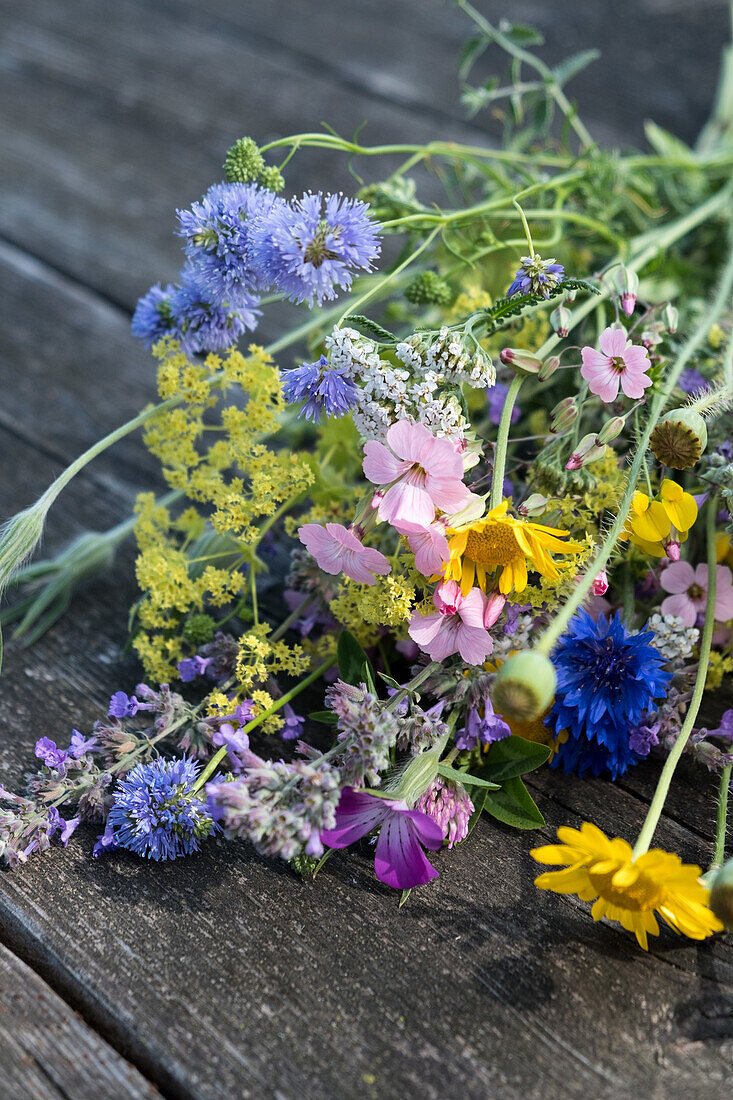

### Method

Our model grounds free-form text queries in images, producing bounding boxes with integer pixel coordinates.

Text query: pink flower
[580,326,652,402]
[363,421,471,528]
[660,561,733,627]
[320,786,444,889]
[408,580,494,665]
[393,518,450,576]
[298,523,391,585]
[591,569,609,596]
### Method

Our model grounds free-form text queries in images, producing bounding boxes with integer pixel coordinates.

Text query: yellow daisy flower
[623,478,698,557]
[532,822,722,950]
[444,500,584,596]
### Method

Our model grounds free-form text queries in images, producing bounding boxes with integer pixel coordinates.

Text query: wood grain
[0,941,159,1100]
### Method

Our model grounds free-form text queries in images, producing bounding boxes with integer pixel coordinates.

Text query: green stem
[489,373,525,509]
[713,765,732,870]
[191,656,337,792]
[269,592,317,642]
[536,225,733,658]
[631,499,718,859]
[384,661,440,713]
[336,226,441,326]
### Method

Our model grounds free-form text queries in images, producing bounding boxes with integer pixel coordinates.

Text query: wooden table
[1,2,732,1096]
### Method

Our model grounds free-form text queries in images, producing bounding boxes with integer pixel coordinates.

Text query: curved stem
[535,223,733,657]
[712,764,732,870]
[631,498,718,859]
[336,226,440,326]
[490,374,525,509]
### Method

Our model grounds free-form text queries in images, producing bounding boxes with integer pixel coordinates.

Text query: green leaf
[458,33,489,80]
[337,630,371,686]
[399,888,412,908]
[644,121,694,163]
[437,763,500,789]
[502,22,544,47]
[344,314,396,343]
[478,735,551,784]
[552,49,600,86]
[465,787,487,838]
[378,672,403,691]
[308,710,338,725]
[483,777,545,829]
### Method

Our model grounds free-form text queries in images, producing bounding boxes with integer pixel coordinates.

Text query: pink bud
[483,591,506,629]
[591,569,609,596]
[499,348,543,373]
[620,293,636,317]
[664,539,681,562]
[566,433,603,470]
[371,489,385,510]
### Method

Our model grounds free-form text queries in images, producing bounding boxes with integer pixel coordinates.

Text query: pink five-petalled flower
[408,580,496,665]
[320,786,444,889]
[298,523,391,585]
[660,561,733,628]
[363,421,471,528]
[580,326,652,403]
[393,517,450,576]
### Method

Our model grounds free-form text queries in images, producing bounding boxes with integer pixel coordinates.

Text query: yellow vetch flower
[623,479,698,557]
[444,501,584,596]
[532,822,722,950]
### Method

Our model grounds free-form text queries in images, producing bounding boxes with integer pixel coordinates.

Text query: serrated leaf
[552,49,600,86]
[344,314,396,343]
[308,710,338,725]
[483,776,545,829]
[478,735,551,784]
[337,630,372,686]
[437,763,500,789]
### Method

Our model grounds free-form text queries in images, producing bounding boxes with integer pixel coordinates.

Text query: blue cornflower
[281,354,358,422]
[95,757,214,861]
[131,283,177,348]
[169,267,258,354]
[547,610,672,779]
[506,253,564,299]
[251,191,381,306]
[177,182,279,306]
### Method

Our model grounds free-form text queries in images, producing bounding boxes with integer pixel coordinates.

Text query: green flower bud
[404,270,453,306]
[499,348,543,375]
[596,416,626,445]
[290,853,319,877]
[649,408,708,470]
[550,304,571,338]
[550,397,578,434]
[708,858,733,929]
[662,303,679,335]
[258,165,285,193]
[518,493,550,517]
[566,433,605,470]
[183,613,216,646]
[223,137,265,184]
[492,652,557,722]
[538,355,560,382]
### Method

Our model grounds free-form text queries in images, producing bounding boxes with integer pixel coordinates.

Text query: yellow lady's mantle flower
[624,478,698,557]
[532,822,722,950]
[444,501,584,596]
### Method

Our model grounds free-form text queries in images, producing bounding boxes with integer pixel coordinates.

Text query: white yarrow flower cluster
[324,325,494,444]
[647,612,700,662]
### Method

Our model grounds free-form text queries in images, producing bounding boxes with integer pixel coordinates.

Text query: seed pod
[649,408,708,469]
[492,652,557,722]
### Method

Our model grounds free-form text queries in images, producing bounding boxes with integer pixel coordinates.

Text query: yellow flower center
[588,864,666,911]
[465,522,522,566]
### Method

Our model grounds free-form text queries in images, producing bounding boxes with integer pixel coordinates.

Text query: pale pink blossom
[393,518,450,577]
[408,580,494,665]
[591,569,609,596]
[298,523,391,585]
[580,326,652,403]
[660,561,733,627]
[363,421,471,528]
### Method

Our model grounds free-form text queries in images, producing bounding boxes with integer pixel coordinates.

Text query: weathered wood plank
[0,941,159,1100]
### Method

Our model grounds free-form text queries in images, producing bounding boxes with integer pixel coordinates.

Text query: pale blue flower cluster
[132,182,380,355]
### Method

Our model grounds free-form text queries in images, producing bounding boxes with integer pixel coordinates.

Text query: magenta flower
[298,522,391,585]
[363,420,471,528]
[408,580,494,664]
[660,561,733,627]
[580,326,652,402]
[393,518,450,576]
[320,786,444,889]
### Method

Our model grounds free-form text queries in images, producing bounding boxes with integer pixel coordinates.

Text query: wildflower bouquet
[2,4,733,953]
